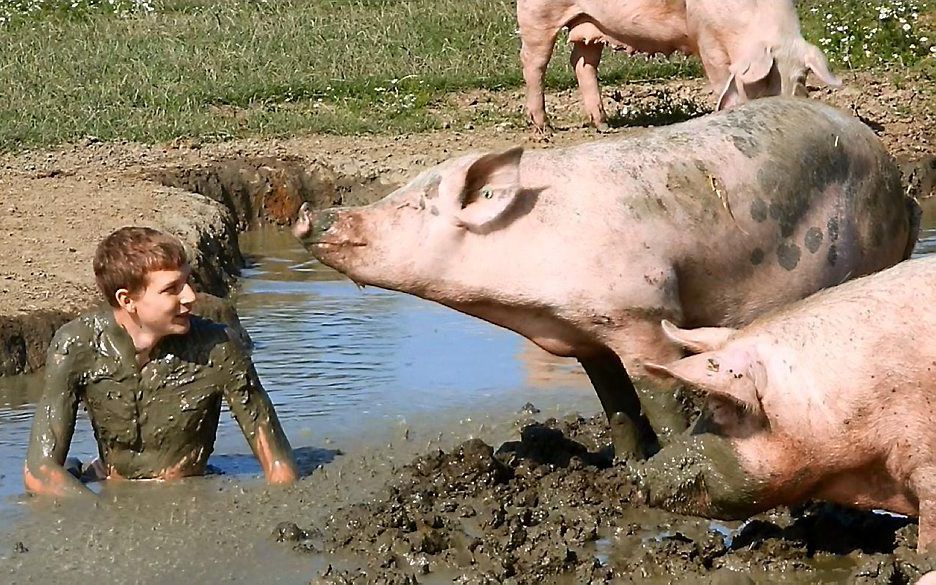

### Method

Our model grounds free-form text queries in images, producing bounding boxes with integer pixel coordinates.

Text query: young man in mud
[24,227,299,497]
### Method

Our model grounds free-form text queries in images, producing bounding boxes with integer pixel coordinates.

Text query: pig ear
[644,348,765,417]
[734,44,775,85]
[802,42,841,88]
[660,320,736,354]
[450,147,524,232]
[717,45,774,110]
[716,73,742,111]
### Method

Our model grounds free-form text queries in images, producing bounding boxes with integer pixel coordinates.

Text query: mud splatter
[827,217,840,242]
[729,133,762,158]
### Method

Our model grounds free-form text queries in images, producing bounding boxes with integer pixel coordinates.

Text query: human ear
[115,288,135,313]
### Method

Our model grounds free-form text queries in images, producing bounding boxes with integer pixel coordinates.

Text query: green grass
[0,0,932,151]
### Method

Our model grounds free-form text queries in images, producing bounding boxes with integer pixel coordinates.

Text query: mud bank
[0,154,395,375]
[288,414,936,585]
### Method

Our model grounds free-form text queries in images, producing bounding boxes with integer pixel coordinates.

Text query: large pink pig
[292,98,918,459]
[518,0,840,131]
[638,255,936,552]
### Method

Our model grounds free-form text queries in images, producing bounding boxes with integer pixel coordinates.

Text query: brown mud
[291,414,936,585]
[0,72,934,582]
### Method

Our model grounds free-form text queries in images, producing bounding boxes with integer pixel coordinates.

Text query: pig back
[742,256,936,431]
[527,97,911,328]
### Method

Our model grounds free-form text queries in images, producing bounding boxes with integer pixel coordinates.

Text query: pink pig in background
[517,0,840,131]
[638,256,936,552]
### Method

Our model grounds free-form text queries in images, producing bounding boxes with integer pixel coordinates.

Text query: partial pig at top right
[517,0,841,131]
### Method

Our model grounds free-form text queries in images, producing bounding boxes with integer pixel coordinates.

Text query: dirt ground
[1,71,935,583]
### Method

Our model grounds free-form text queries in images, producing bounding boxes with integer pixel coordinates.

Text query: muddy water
[914,198,936,258]
[0,201,934,584]
[0,227,598,584]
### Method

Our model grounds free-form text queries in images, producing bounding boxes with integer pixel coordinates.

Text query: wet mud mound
[282,415,936,584]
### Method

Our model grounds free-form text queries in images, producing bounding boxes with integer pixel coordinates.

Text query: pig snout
[292,202,313,240]
[292,202,339,244]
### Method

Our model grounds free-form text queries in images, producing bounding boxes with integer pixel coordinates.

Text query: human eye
[161,279,184,294]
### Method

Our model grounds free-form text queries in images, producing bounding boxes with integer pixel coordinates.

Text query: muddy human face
[118,265,196,341]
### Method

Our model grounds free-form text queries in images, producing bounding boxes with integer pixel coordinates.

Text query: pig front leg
[579,351,658,460]
[631,433,771,520]
[605,318,693,450]
[569,41,609,131]
[519,25,559,132]
[911,468,936,553]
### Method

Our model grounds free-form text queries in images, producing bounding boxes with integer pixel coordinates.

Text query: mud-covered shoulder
[46,309,109,360]
[159,316,253,373]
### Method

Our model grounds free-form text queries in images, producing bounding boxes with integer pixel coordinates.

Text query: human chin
[169,314,191,334]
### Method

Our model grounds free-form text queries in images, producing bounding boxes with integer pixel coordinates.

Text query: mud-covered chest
[81,355,227,446]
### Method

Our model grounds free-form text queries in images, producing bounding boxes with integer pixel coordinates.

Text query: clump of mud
[284,415,936,584]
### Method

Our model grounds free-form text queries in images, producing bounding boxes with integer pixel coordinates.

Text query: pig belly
[566,16,687,55]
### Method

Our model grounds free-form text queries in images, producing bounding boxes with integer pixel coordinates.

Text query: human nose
[180,282,197,306]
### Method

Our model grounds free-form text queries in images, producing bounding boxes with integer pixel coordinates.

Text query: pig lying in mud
[292,98,918,459]
[517,0,840,131]
[637,255,936,552]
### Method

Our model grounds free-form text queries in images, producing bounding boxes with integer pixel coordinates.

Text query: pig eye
[481,187,493,200]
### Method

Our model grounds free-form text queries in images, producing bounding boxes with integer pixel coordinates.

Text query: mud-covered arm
[221,330,298,484]
[24,330,93,497]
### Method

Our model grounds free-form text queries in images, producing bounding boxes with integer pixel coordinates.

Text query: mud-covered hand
[221,328,299,485]
[24,332,95,498]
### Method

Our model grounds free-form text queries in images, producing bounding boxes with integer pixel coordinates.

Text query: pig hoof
[595,122,611,134]
[530,121,553,138]
[609,412,650,462]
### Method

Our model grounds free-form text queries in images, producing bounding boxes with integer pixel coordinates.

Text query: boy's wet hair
[93,227,189,307]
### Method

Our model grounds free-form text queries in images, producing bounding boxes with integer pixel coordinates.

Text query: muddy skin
[628,433,767,521]
[293,414,936,584]
[749,248,765,265]
[579,353,655,460]
[25,307,293,484]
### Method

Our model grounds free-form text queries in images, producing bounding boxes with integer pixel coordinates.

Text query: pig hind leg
[519,26,559,131]
[910,467,936,553]
[570,41,608,131]
[580,350,658,460]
